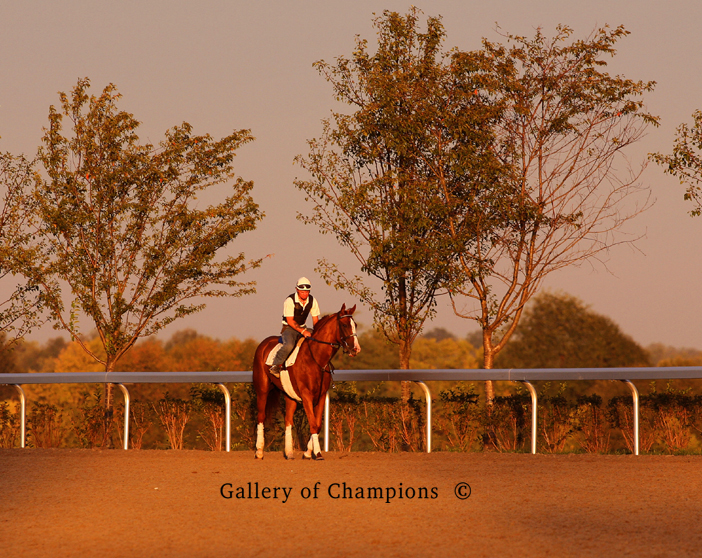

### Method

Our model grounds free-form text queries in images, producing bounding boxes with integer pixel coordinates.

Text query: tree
[652,109,702,216]
[295,9,488,399]
[23,78,263,425]
[0,151,44,346]
[496,292,650,369]
[442,26,657,399]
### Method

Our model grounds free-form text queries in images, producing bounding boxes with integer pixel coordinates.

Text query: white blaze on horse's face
[351,318,361,355]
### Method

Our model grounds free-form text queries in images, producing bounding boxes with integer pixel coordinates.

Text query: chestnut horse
[252,304,360,460]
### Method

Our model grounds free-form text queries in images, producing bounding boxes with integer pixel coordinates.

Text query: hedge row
[2,382,702,453]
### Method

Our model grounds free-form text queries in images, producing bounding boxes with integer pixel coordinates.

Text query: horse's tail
[253,335,284,427]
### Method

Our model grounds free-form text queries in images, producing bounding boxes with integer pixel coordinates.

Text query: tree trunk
[482,330,496,405]
[399,338,411,403]
[482,331,497,449]
[102,360,116,448]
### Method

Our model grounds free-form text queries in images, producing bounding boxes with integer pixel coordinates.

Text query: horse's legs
[300,396,323,460]
[255,386,269,460]
[304,376,332,459]
[283,397,297,460]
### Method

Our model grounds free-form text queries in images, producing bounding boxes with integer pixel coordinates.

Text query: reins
[305,312,357,373]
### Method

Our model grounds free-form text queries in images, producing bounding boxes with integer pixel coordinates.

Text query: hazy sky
[2,1,701,350]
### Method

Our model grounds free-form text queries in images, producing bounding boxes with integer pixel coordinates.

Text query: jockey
[270,277,321,378]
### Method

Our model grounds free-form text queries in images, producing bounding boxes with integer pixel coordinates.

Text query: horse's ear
[339,303,346,313]
[348,305,356,315]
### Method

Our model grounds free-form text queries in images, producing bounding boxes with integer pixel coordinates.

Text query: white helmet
[296,277,311,291]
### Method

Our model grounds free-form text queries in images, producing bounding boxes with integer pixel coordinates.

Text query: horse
[252,303,360,460]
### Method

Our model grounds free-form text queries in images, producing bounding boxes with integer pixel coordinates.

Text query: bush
[28,402,65,448]
[483,392,530,452]
[574,394,611,453]
[435,384,480,451]
[0,401,20,448]
[153,393,192,450]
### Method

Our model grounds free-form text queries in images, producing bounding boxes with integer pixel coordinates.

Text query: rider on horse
[269,277,320,378]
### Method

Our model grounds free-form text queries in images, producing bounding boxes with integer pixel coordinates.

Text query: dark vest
[283,293,314,327]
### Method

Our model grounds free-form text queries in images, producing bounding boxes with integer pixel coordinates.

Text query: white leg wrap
[285,425,294,456]
[304,436,313,458]
[312,433,321,455]
[256,423,264,450]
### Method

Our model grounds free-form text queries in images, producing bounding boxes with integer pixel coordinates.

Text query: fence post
[216,384,231,452]
[414,381,432,453]
[12,385,26,449]
[115,384,130,450]
[621,380,640,456]
[519,380,538,455]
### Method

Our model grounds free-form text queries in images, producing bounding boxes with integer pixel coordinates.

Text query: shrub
[608,394,656,453]
[539,386,577,453]
[153,393,192,450]
[190,384,226,451]
[0,401,20,448]
[436,384,480,451]
[483,393,530,452]
[28,402,65,448]
[575,394,611,453]
[329,382,360,452]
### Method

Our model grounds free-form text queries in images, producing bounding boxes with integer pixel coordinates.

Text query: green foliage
[153,393,192,450]
[538,384,577,453]
[0,151,44,343]
[652,109,702,217]
[72,388,107,448]
[24,78,263,373]
[436,384,481,451]
[574,394,611,453]
[190,384,225,451]
[497,292,650,368]
[482,392,531,452]
[359,394,425,452]
[0,401,20,448]
[329,382,359,452]
[28,402,65,448]
[444,25,657,375]
[296,9,472,371]
[129,401,154,450]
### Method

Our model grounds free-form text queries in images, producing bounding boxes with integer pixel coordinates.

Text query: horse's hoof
[285,453,295,460]
[313,452,324,461]
[302,451,312,460]
[255,450,263,460]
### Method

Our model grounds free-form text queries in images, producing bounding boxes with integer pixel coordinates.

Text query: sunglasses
[297,284,311,290]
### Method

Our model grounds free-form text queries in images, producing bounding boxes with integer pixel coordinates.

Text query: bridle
[307,312,358,365]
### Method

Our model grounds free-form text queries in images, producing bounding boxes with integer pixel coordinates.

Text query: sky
[1,0,701,350]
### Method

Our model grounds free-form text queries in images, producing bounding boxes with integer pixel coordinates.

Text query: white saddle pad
[265,340,303,402]
[265,339,302,367]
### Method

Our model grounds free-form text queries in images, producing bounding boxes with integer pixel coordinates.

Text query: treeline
[2,291,701,375]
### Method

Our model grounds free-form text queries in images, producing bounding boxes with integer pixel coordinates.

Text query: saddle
[265,336,305,368]
[265,337,305,402]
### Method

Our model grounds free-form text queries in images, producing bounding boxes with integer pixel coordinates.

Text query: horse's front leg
[301,395,323,460]
[303,377,332,460]
[284,396,297,460]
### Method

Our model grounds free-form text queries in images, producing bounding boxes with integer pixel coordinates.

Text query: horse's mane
[313,312,338,331]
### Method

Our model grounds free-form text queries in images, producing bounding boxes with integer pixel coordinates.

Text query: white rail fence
[3,367,702,455]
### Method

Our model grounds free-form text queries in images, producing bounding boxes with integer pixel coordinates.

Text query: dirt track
[1,449,701,557]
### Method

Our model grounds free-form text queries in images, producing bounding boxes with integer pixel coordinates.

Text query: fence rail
[3,366,702,454]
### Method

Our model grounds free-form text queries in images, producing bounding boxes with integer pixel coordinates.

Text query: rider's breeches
[272,325,301,367]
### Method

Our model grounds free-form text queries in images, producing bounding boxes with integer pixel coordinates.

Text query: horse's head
[337,304,361,357]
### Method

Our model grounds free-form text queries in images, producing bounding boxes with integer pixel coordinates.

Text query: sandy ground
[1,449,701,557]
